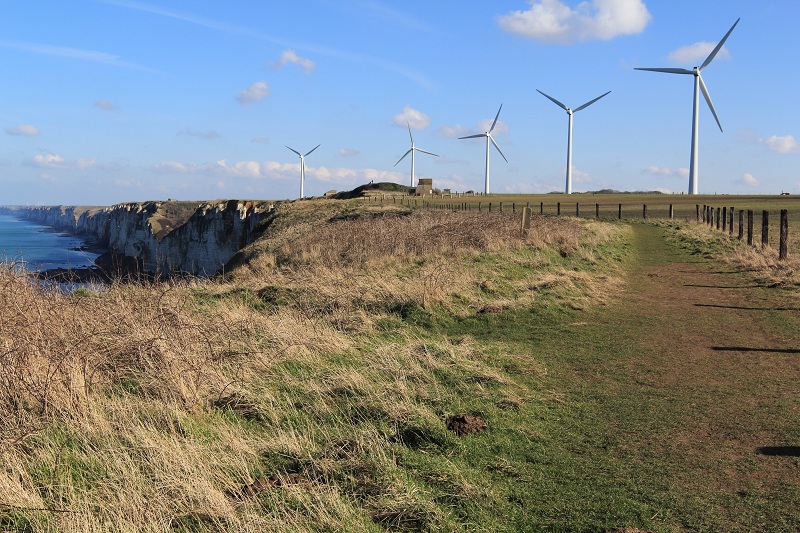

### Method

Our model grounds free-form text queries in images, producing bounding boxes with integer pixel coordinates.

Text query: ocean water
[0,214,99,271]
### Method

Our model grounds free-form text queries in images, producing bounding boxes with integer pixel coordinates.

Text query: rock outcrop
[0,200,273,276]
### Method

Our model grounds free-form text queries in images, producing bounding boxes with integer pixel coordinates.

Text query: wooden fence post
[499,202,503,213]
[596,203,600,218]
[540,202,543,214]
[722,206,727,232]
[747,210,754,245]
[728,208,733,234]
[618,203,622,220]
[489,202,493,213]
[576,203,580,217]
[738,210,744,240]
[762,210,769,248]
[557,202,561,216]
[643,204,648,220]
[478,202,482,212]
[669,204,674,220]
[697,204,701,223]
[779,210,789,260]
[716,207,721,230]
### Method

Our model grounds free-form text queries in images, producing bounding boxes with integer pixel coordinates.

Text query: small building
[415,178,433,196]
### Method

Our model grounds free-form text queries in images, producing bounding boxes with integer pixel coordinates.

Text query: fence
[362,195,792,261]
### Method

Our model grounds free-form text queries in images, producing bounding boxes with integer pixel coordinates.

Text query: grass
[0,198,797,531]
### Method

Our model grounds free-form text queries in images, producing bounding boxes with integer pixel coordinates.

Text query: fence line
[365,195,791,261]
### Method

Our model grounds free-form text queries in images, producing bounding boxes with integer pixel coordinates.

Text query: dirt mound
[446,414,487,436]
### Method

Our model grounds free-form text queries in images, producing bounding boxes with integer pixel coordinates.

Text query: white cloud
[339,148,359,157]
[763,134,800,154]
[0,38,152,71]
[94,99,117,111]
[270,49,316,74]
[393,105,431,129]
[437,124,471,139]
[739,172,760,187]
[477,118,508,136]
[643,165,689,178]
[5,124,39,137]
[26,152,96,170]
[252,136,270,145]
[236,81,270,105]
[497,0,651,44]
[668,41,731,65]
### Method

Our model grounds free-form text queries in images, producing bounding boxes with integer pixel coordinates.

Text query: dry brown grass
[0,202,629,530]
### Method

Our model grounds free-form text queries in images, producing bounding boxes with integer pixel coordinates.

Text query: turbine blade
[286,146,301,157]
[415,148,439,157]
[700,18,740,71]
[574,91,611,113]
[698,74,723,132]
[459,133,486,140]
[635,67,694,75]
[394,149,412,166]
[304,144,320,157]
[489,104,503,133]
[489,135,508,163]
[407,122,414,144]
[536,89,568,111]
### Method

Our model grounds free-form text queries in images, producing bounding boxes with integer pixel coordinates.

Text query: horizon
[2,1,799,205]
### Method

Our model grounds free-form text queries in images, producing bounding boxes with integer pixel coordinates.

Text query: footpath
[562,223,800,530]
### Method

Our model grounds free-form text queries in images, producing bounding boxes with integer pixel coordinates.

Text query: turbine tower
[286,144,320,199]
[537,89,610,195]
[459,105,508,194]
[635,18,739,195]
[394,122,438,187]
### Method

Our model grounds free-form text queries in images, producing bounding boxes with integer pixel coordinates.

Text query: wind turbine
[394,122,438,187]
[285,144,320,199]
[459,104,508,194]
[635,18,740,195]
[537,89,610,194]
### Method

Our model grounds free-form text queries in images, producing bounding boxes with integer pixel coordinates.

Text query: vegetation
[0,198,797,531]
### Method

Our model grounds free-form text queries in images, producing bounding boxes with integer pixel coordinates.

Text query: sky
[1,0,799,205]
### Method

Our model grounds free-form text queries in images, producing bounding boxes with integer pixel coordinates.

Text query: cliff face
[0,200,273,276]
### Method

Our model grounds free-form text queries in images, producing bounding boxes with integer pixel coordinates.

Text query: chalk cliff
[0,200,273,276]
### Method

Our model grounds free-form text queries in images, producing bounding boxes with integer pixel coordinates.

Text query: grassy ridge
[0,201,630,531]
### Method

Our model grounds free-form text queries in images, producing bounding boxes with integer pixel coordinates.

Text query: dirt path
[585,223,800,528]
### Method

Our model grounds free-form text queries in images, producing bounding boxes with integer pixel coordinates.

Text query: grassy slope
[0,200,797,531]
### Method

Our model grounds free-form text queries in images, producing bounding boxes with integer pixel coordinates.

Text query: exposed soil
[447,414,488,437]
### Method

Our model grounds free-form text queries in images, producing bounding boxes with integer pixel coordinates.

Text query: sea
[0,213,99,271]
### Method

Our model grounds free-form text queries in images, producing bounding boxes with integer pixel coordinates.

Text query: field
[0,197,798,531]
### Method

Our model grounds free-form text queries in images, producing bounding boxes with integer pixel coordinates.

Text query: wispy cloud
[668,42,731,65]
[497,0,651,44]
[94,99,118,111]
[5,124,39,137]
[99,0,433,89]
[269,49,316,74]
[26,152,96,169]
[252,137,270,145]
[153,157,407,187]
[644,165,689,178]
[177,129,221,139]
[741,131,800,154]
[393,105,431,129]
[0,38,152,71]
[339,148,359,157]
[236,81,270,105]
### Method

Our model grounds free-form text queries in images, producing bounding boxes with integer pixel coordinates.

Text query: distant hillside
[332,182,412,199]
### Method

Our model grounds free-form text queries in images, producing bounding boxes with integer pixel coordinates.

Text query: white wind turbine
[285,144,320,199]
[635,18,740,195]
[459,104,508,194]
[537,89,610,195]
[394,122,438,187]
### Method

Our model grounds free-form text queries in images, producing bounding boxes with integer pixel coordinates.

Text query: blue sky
[1,0,798,205]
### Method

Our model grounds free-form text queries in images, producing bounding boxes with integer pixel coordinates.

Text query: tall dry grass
[0,205,629,530]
